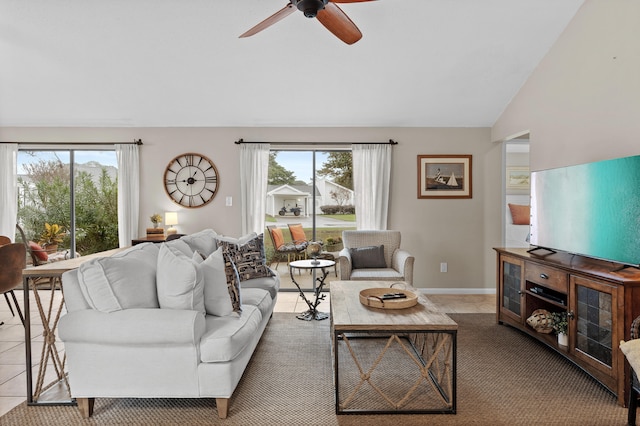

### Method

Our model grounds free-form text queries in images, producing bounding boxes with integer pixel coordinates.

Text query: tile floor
[0,282,494,417]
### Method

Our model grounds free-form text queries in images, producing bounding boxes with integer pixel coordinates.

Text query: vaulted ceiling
[1,0,584,128]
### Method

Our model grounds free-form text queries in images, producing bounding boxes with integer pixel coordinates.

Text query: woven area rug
[0,313,629,425]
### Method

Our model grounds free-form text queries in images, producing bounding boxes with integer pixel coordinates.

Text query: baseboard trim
[418,288,496,295]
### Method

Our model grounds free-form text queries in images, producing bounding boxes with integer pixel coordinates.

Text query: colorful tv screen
[530,154,640,267]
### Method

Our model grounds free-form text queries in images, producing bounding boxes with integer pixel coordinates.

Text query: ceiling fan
[239,0,376,45]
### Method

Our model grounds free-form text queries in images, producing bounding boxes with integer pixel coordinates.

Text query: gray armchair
[338,230,414,286]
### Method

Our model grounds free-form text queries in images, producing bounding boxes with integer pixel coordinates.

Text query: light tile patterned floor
[0,286,494,417]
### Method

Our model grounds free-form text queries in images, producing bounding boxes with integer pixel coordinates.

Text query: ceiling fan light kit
[296,0,328,18]
[239,0,376,45]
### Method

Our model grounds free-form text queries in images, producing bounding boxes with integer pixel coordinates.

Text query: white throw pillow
[77,243,159,313]
[200,248,234,316]
[165,238,193,257]
[156,244,205,315]
[181,229,218,257]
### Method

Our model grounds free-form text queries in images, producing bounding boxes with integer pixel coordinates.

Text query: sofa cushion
[200,248,234,317]
[217,233,274,282]
[350,268,404,281]
[349,245,386,269]
[200,304,262,363]
[240,288,272,319]
[181,229,218,257]
[76,243,159,313]
[156,244,205,315]
[241,274,280,300]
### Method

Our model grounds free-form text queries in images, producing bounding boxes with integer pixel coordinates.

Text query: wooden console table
[22,247,128,405]
[495,247,640,406]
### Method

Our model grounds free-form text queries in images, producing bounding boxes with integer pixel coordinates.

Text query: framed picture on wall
[506,167,530,190]
[417,155,472,199]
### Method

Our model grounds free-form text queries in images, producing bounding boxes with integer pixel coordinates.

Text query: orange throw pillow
[508,204,530,225]
[270,227,285,249]
[28,241,48,261]
[289,224,307,243]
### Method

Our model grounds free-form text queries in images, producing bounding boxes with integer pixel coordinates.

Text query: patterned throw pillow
[222,252,242,312]
[216,233,274,282]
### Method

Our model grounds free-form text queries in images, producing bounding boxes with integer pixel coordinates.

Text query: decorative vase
[557,332,568,347]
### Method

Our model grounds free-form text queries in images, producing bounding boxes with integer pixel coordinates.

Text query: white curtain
[0,144,18,239]
[352,143,392,230]
[240,143,270,235]
[116,144,140,247]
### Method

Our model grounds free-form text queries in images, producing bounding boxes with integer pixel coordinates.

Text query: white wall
[0,126,499,291]
[492,0,640,171]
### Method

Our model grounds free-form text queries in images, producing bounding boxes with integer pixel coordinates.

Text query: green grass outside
[321,214,356,222]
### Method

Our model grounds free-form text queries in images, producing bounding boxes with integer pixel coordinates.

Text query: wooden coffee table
[330,280,458,414]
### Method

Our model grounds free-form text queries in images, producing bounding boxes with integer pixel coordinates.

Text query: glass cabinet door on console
[499,255,524,323]
[570,275,618,380]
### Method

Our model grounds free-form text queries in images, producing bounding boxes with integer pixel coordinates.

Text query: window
[266,149,355,290]
[18,149,119,257]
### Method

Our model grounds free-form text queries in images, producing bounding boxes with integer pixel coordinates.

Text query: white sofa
[58,229,279,419]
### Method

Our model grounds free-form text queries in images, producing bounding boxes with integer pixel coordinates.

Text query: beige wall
[0,126,499,292]
[492,0,640,171]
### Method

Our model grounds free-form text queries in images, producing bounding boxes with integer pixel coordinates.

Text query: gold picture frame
[506,167,530,190]
[417,155,472,199]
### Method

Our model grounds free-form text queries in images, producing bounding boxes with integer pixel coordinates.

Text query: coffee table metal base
[297,310,329,321]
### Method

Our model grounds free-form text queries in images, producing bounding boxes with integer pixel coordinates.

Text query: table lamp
[165,212,178,235]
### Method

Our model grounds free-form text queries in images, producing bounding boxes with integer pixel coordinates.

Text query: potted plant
[38,222,65,253]
[147,213,164,237]
[324,236,343,252]
[551,311,569,347]
[150,213,162,228]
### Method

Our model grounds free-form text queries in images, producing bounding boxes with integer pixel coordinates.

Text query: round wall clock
[163,153,219,208]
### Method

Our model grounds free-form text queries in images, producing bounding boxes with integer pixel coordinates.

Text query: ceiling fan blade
[239,3,296,38]
[330,0,376,3]
[316,2,362,45]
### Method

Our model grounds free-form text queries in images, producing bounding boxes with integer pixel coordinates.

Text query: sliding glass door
[266,149,356,291]
[17,149,119,259]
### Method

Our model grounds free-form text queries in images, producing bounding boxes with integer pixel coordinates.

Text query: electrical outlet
[440,262,448,273]
[225,196,232,207]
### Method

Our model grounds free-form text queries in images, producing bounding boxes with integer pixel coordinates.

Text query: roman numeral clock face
[164,153,219,208]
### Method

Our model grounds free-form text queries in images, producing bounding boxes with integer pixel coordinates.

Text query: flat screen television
[529,154,640,267]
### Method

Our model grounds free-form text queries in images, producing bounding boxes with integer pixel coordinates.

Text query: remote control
[382,293,407,300]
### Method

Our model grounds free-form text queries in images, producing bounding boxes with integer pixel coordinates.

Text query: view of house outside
[265,150,356,261]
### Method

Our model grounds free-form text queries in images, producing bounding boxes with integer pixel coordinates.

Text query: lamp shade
[165,212,178,235]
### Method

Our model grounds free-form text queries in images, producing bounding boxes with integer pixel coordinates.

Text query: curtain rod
[1,139,143,145]
[234,138,397,146]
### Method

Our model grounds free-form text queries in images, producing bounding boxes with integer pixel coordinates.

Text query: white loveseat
[58,229,279,419]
